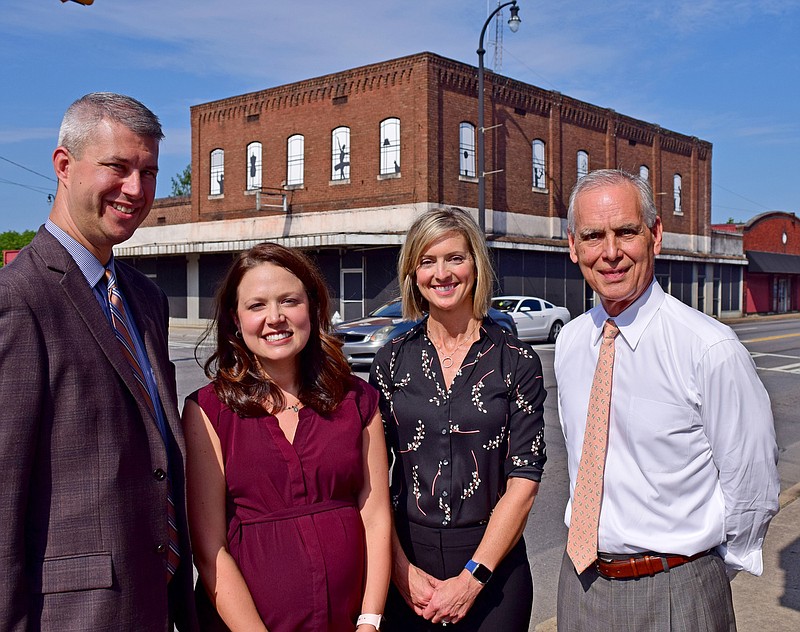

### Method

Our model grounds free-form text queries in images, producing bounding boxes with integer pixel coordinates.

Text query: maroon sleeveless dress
[188,377,379,632]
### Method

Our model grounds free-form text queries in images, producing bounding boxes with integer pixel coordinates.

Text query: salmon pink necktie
[105,268,181,581]
[566,318,619,574]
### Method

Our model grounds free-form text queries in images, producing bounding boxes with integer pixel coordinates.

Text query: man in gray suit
[0,93,198,631]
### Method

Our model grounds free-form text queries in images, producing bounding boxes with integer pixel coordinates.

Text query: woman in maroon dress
[183,243,391,632]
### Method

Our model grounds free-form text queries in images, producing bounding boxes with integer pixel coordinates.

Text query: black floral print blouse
[369,317,547,529]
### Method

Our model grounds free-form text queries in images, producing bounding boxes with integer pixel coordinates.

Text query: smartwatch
[465,559,493,585]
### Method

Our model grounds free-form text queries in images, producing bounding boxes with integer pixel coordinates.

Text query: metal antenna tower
[491,0,503,71]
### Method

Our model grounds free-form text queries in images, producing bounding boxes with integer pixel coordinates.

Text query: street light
[477,0,521,233]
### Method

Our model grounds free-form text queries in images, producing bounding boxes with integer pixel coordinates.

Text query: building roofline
[189,51,711,151]
[744,210,798,230]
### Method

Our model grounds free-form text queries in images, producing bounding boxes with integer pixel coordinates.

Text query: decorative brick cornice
[190,51,711,158]
[616,120,655,146]
[193,54,422,124]
[660,134,694,157]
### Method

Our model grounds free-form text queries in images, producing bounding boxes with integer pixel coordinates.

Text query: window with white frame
[459,122,476,178]
[380,118,400,175]
[639,165,649,183]
[532,139,546,189]
[673,174,682,214]
[286,134,304,186]
[246,142,262,191]
[331,127,350,181]
[577,150,589,180]
[210,148,224,195]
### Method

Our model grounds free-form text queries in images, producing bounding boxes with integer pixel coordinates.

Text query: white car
[491,295,571,343]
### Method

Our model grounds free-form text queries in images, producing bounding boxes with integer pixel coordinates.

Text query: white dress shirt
[555,280,779,575]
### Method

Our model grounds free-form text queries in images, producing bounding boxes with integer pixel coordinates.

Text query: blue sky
[1,0,798,233]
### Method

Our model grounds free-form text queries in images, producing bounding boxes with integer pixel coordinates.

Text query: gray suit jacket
[0,228,198,631]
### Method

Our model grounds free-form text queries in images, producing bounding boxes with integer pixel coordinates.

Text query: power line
[0,155,57,183]
[712,182,772,212]
[0,177,55,196]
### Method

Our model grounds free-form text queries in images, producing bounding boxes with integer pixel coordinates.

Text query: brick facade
[147,53,711,239]
[712,212,800,314]
[121,52,744,323]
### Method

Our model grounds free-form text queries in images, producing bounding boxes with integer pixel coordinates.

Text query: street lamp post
[477,0,521,233]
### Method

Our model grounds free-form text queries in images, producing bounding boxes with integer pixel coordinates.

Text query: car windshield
[370,300,403,318]
[491,298,517,312]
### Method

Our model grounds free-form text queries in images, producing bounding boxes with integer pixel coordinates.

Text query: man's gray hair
[58,92,163,158]
[567,169,658,234]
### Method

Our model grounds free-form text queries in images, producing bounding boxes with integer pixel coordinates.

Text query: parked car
[491,295,571,343]
[335,298,517,368]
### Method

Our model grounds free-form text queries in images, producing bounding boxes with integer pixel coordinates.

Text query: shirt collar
[44,219,113,289]
[590,279,664,350]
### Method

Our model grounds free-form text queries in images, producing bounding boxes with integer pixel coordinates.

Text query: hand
[421,570,483,625]
[394,562,441,616]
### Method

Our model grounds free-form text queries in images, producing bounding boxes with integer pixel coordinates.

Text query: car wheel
[548,321,563,343]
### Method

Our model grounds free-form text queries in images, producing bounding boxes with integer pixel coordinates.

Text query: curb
[779,481,800,510]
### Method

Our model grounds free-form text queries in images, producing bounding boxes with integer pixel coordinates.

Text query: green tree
[0,230,35,267]
[170,163,191,197]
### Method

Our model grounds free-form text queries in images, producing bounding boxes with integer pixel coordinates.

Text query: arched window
[210,148,224,195]
[286,134,304,186]
[673,174,682,214]
[331,127,350,181]
[459,122,476,178]
[639,165,649,183]
[577,150,589,180]
[246,142,262,191]
[379,118,401,176]
[532,139,546,189]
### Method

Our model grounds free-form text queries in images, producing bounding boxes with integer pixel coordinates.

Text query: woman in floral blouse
[370,207,547,631]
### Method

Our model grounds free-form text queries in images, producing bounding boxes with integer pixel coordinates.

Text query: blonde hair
[398,207,494,320]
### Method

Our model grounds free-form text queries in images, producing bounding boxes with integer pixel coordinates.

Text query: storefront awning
[747,250,800,274]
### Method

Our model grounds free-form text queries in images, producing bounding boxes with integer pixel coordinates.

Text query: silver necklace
[429,322,477,369]
[284,401,303,413]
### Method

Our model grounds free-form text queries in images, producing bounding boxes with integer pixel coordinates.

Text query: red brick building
[2,250,20,266]
[118,52,744,323]
[712,212,800,314]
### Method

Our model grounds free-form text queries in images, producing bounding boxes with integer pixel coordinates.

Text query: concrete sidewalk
[731,482,800,630]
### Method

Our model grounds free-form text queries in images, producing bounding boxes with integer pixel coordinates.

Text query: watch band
[356,613,382,629]
[465,559,493,584]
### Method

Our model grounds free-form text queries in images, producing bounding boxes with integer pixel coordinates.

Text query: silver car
[335,299,517,368]
[491,295,571,343]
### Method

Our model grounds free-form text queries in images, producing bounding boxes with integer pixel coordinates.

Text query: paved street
[168,314,800,630]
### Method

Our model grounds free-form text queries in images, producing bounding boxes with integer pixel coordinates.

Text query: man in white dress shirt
[555,169,780,631]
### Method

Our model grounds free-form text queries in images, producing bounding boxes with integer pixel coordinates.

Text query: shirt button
[442,490,448,497]
[442,459,449,466]
[441,428,448,435]
[153,468,166,481]
[155,544,166,554]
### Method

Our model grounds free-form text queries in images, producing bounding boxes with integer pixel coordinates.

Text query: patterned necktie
[105,268,180,580]
[566,318,619,574]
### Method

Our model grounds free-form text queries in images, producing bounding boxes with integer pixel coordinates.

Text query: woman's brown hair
[200,242,352,417]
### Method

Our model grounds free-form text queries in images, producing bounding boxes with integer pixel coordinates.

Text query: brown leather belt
[595,550,711,579]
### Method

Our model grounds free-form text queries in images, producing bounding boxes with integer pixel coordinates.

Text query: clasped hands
[397,562,483,626]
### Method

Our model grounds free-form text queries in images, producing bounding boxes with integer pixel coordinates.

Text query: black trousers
[384,522,533,632]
